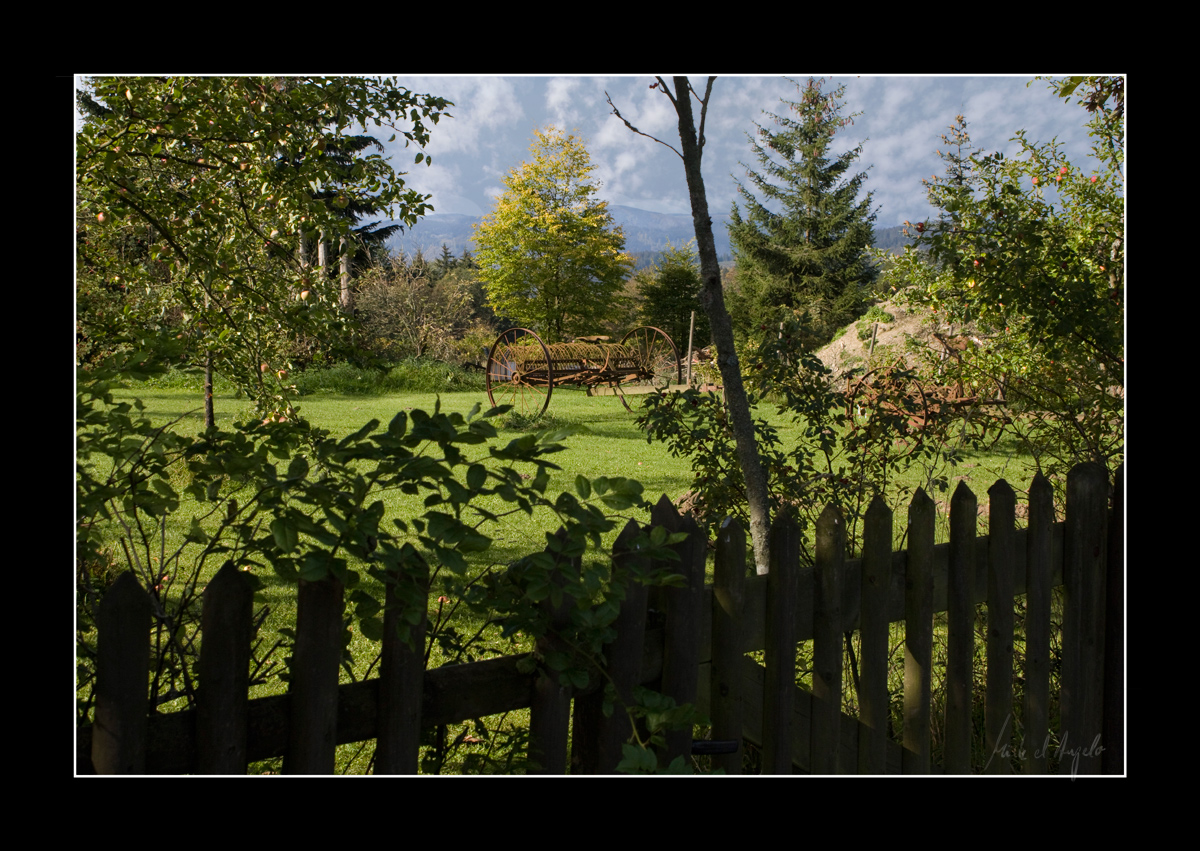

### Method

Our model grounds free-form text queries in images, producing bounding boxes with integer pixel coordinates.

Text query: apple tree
[76,76,451,416]
[883,76,1124,479]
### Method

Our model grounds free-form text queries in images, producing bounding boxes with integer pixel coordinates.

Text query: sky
[73,75,1108,230]
[374,75,1105,228]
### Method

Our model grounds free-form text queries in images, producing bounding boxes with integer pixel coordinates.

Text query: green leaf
[358,616,384,641]
[271,518,299,553]
[574,474,591,499]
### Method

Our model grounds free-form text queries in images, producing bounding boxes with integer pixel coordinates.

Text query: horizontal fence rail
[77,463,1123,775]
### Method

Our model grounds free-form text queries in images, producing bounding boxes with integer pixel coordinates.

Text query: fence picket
[944,481,977,774]
[197,562,253,774]
[903,488,935,774]
[78,463,1123,776]
[284,575,344,774]
[711,516,747,775]
[1102,464,1124,774]
[527,530,579,775]
[985,480,1016,774]
[658,500,705,766]
[812,503,845,774]
[1060,462,1109,775]
[375,552,428,774]
[91,572,153,774]
[762,513,800,773]
[1024,473,1054,774]
[858,495,892,774]
[576,518,647,774]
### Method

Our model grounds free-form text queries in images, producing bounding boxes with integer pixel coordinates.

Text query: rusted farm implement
[485,326,683,415]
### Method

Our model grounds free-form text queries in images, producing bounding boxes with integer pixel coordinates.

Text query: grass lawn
[86,374,1044,773]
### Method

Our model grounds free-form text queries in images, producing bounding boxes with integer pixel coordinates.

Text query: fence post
[375,550,429,774]
[1060,462,1109,776]
[711,516,747,775]
[903,488,934,774]
[92,572,152,774]
[944,481,976,774]
[812,502,845,774]
[985,479,1016,774]
[858,495,893,774]
[196,562,253,774]
[1024,473,1055,774]
[762,512,799,774]
[1102,463,1124,774]
[657,497,705,767]
[284,574,345,774]
[578,518,648,774]
[528,530,579,775]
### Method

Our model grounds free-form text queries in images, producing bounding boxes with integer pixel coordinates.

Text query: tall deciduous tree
[728,77,877,348]
[635,241,711,352]
[473,127,633,342]
[76,76,450,416]
[608,78,773,574]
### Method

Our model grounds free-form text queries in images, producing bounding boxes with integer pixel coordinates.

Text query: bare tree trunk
[204,353,214,429]
[669,77,772,574]
[339,235,352,312]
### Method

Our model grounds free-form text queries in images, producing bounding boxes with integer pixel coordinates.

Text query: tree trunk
[339,235,352,312]
[204,353,215,429]
[670,76,772,574]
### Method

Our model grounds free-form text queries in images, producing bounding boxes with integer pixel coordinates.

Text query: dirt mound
[814,299,940,382]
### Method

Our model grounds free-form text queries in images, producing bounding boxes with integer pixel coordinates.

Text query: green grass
[85,375,1042,773]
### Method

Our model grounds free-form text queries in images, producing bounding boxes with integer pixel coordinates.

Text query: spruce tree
[728,77,878,348]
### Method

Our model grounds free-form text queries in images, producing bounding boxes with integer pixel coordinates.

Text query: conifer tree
[728,77,877,348]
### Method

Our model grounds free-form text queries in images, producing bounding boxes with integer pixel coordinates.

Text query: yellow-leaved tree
[474,126,633,342]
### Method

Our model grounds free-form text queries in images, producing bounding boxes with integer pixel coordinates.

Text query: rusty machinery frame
[485,326,683,416]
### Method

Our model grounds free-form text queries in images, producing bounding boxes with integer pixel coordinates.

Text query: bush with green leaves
[884,76,1123,483]
[75,77,707,770]
[77,351,695,763]
[639,316,971,563]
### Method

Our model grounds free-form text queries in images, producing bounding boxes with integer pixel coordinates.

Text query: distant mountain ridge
[385,206,914,264]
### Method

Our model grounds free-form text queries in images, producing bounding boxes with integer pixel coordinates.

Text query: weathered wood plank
[527,530,579,775]
[762,514,800,774]
[660,501,705,766]
[1102,463,1124,775]
[858,495,892,775]
[902,489,935,774]
[284,575,344,774]
[711,516,747,775]
[944,481,976,774]
[1060,462,1109,776]
[811,503,844,774]
[92,572,153,774]
[1024,473,1054,774]
[577,518,647,774]
[985,480,1016,774]
[196,563,253,774]
[375,552,428,774]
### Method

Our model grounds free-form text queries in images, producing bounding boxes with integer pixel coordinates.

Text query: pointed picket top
[817,501,845,537]
[909,485,933,511]
[864,492,890,524]
[988,478,1016,517]
[652,493,682,531]
[950,478,976,511]
[1029,470,1053,506]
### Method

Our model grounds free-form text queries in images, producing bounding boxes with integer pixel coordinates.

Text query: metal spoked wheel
[845,362,931,451]
[486,328,553,417]
[614,326,682,412]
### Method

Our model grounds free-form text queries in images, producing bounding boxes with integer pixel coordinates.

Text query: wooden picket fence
[76,462,1123,775]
